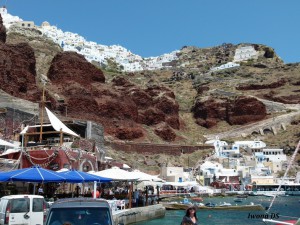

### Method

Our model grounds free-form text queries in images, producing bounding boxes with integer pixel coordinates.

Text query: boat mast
[39,85,45,143]
[267,139,300,213]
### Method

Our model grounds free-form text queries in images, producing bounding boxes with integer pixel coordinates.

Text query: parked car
[45,198,124,225]
[0,194,47,225]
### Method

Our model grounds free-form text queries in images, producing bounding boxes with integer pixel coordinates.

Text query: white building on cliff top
[0,7,179,72]
[233,46,258,62]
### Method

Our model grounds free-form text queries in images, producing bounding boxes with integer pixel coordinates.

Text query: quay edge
[113,204,166,225]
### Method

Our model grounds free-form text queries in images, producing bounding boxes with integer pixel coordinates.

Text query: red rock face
[154,123,177,142]
[263,94,300,104]
[138,108,166,126]
[192,97,227,121]
[46,56,180,141]
[0,42,40,101]
[192,96,267,126]
[227,96,267,125]
[236,79,286,90]
[48,52,105,84]
[0,16,180,142]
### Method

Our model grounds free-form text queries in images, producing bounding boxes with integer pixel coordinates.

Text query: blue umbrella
[59,169,112,183]
[0,166,66,183]
[0,172,11,182]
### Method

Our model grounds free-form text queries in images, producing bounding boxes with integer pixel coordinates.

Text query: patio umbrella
[0,166,66,183]
[58,169,112,183]
[130,170,165,182]
[90,167,140,181]
[0,172,11,182]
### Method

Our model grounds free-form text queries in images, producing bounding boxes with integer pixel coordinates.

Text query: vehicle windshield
[47,207,112,225]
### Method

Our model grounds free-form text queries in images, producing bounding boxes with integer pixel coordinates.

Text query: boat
[180,197,192,205]
[262,219,300,225]
[204,202,216,207]
[162,202,264,211]
[219,202,232,207]
[191,197,203,202]
[0,91,105,197]
[0,89,104,172]
[0,107,100,172]
[262,140,300,225]
[233,198,245,202]
[263,193,277,198]
[236,194,248,198]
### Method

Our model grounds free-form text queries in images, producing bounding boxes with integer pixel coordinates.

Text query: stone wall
[87,121,105,163]
[108,142,214,156]
[0,107,37,139]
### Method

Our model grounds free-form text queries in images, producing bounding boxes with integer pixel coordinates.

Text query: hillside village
[0,6,299,195]
[0,6,260,73]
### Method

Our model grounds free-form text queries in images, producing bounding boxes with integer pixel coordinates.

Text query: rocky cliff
[0,14,300,148]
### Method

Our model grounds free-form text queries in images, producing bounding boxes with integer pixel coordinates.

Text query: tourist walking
[133,189,139,207]
[180,206,198,225]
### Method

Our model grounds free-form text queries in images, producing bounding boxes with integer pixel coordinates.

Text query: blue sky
[4,0,300,63]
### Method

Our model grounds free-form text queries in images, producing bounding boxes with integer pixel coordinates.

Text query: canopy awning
[0,139,18,148]
[130,170,164,182]
[20,107,79,137]
[0,166,66,183]
[45,107,79,137]
[58,169,112,183]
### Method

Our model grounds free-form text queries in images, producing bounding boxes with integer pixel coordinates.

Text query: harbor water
[133,196,300,225]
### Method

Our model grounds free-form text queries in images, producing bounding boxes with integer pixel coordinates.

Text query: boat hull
[162,203,264,211]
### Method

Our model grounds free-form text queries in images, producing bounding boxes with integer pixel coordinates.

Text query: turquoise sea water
[133,196,300,225]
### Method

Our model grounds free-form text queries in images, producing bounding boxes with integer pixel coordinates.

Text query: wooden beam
[39,87,45,142]
[23,131,62,135]
[60,128,63,146]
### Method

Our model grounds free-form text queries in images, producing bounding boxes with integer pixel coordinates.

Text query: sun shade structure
[0,139,18,148]
[90,167,140,181]
[58,169,112,183]
[20,107,79,138]
[45,107,79,137]
[130,170,164,182]
[0,166,66,182]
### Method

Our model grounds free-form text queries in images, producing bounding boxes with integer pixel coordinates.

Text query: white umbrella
[90,167,139,181]
[130,170,164,182]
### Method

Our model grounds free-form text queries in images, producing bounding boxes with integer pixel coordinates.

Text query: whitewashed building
[254,148,287,173]
[160,166,184,182]
[233,46,258,62]
[210,62,240,72]
[1,7,179,72]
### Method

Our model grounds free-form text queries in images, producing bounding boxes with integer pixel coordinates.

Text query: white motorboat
[219,202,232,207]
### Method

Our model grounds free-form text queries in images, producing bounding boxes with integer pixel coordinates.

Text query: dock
[113,204,166,225]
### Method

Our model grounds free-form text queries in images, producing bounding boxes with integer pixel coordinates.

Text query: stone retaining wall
[113,204,166,225]
[108,142,214,156]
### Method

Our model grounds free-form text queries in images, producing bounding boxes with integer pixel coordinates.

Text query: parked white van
[0,195,46,225]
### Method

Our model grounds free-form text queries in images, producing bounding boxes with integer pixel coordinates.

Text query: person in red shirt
[92,189,100,198]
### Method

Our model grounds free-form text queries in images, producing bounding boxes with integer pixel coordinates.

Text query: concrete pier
[113,204,166,225]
